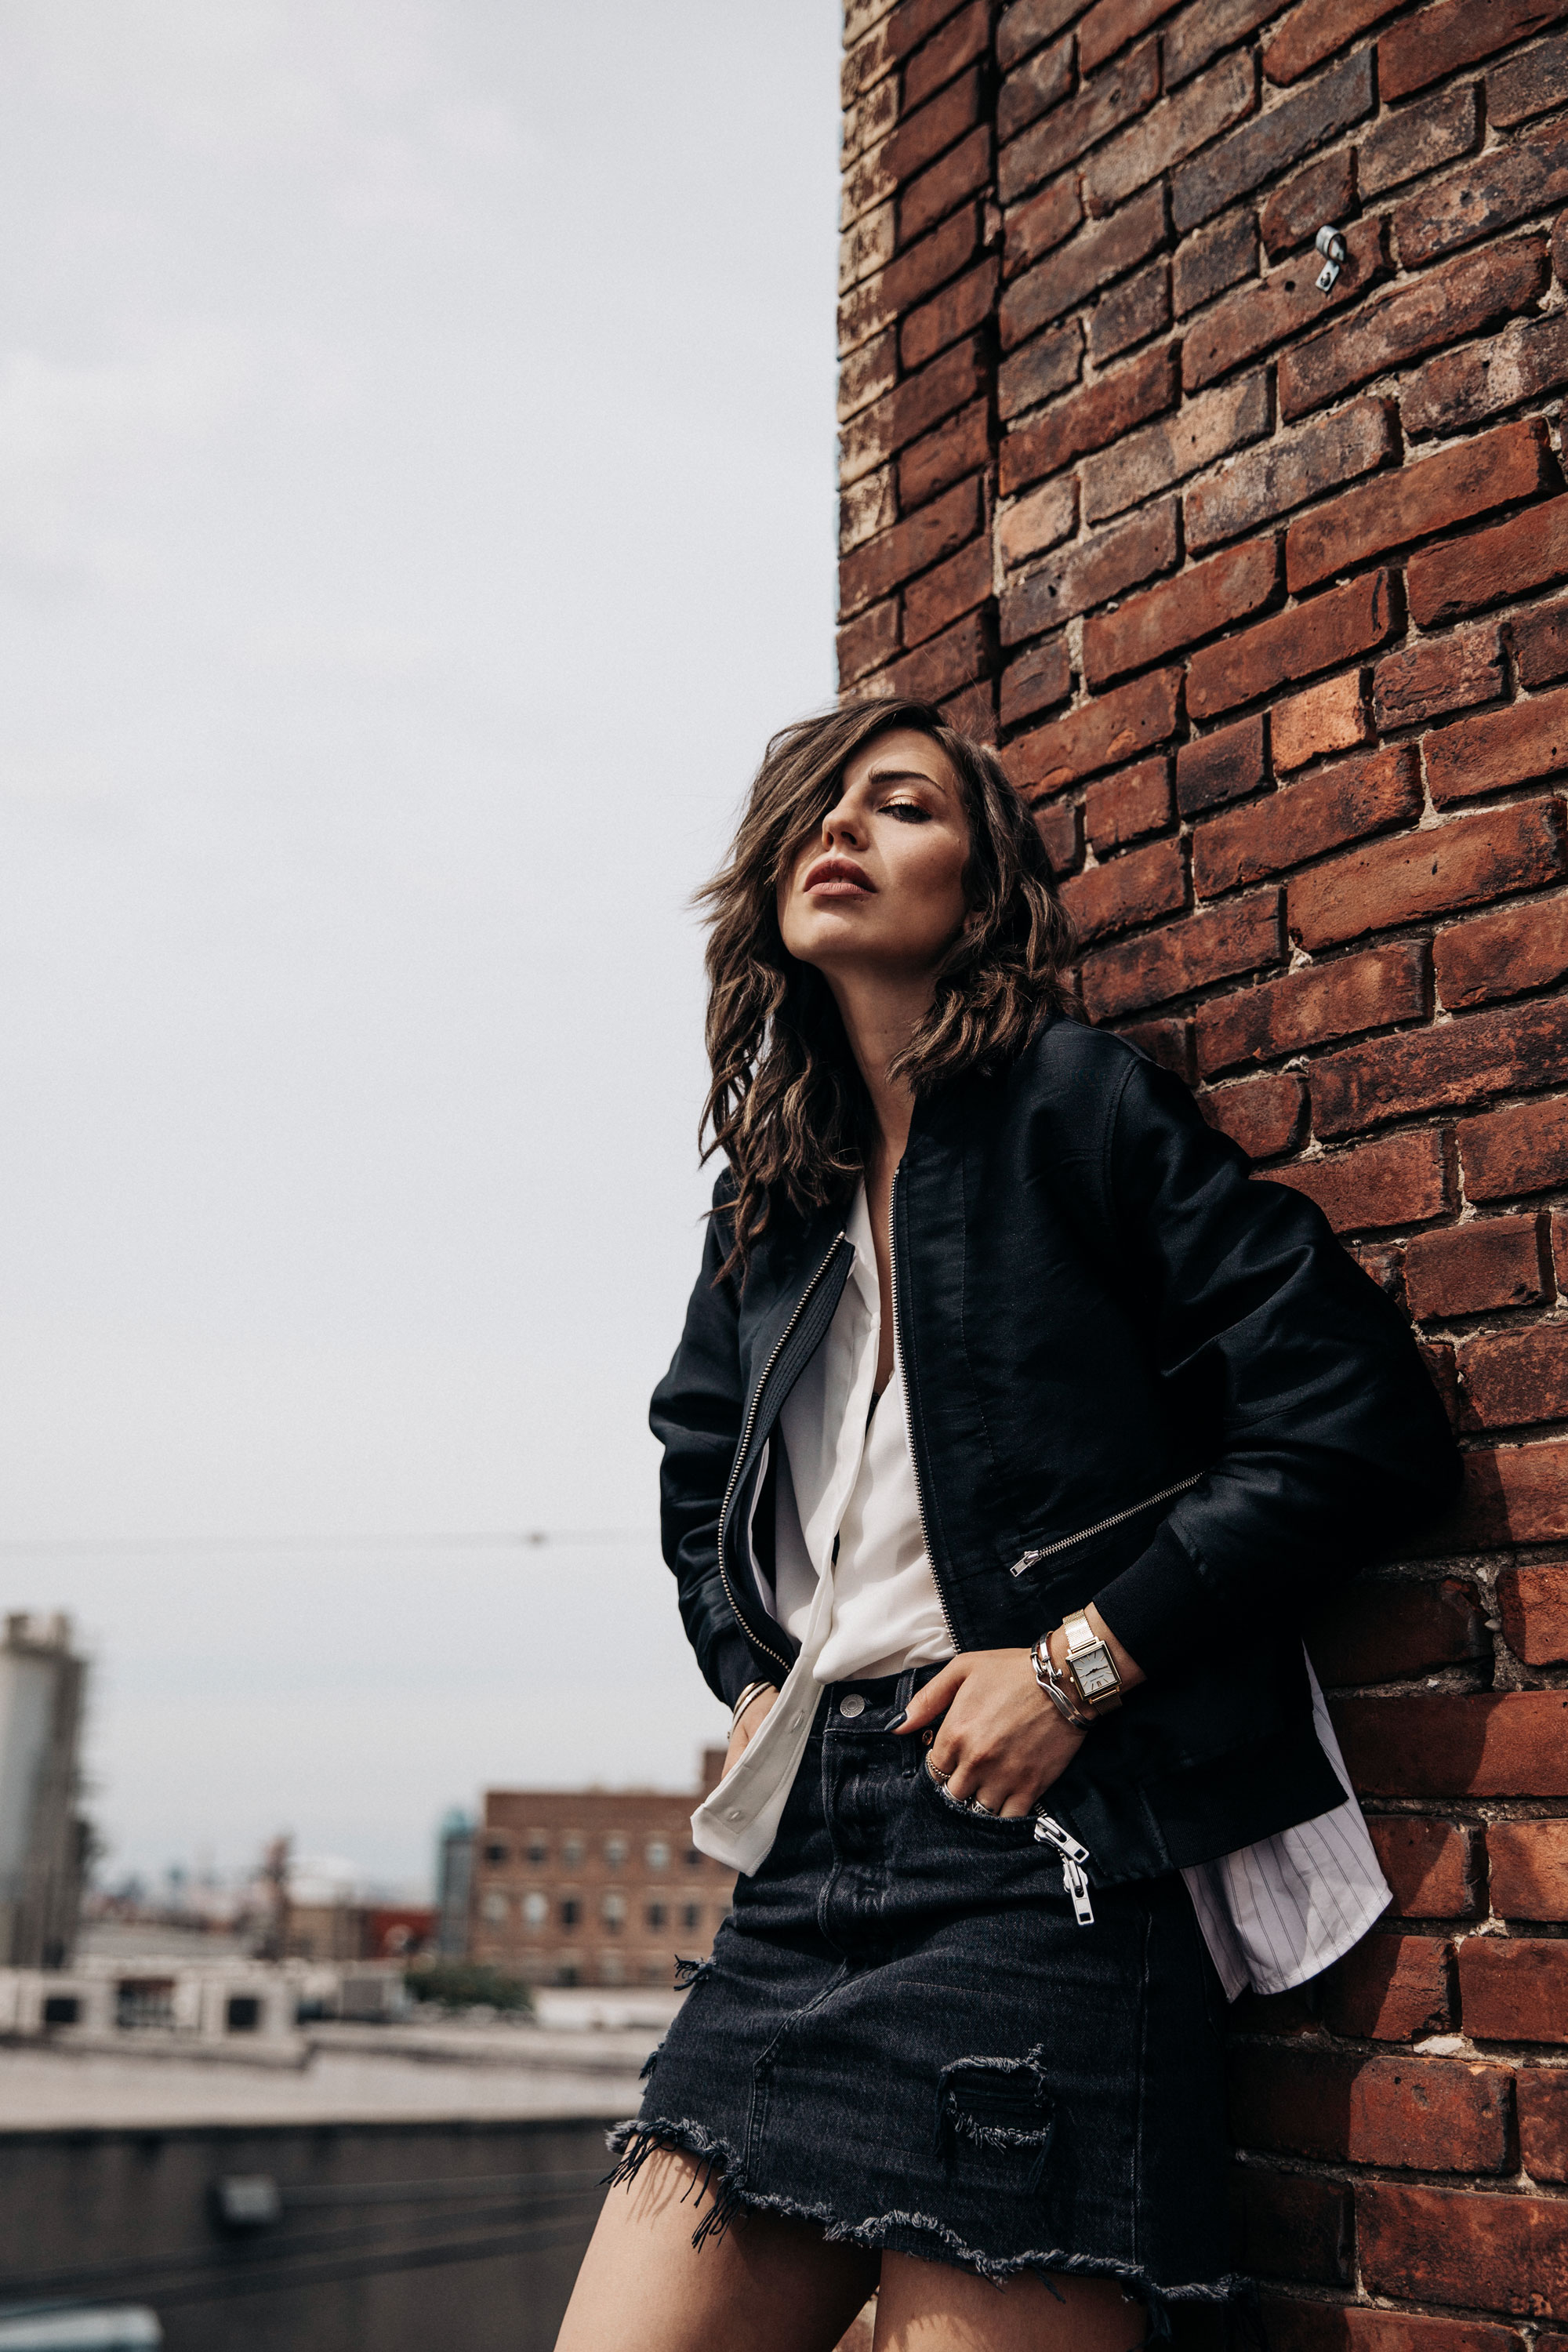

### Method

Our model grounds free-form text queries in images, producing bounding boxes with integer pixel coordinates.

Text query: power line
[0,1529,650,1557]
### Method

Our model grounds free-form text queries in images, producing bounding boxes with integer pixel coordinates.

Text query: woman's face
[777,727,971,984]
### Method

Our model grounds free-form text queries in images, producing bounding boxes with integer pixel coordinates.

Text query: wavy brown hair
[697,698,1076,1272]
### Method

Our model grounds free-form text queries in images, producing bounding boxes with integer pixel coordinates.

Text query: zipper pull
[1033,1813,1090,1864]
[1062,1857,1094,1926]
[1010,1550,1045,1580]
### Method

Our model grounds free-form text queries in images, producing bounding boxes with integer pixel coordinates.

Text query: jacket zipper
[715,1229,848,1674]
[889,1164,961,1657]
[1007,1469,1205,1580]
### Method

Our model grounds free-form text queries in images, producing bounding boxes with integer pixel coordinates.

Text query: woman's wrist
[731,1679,775,1736]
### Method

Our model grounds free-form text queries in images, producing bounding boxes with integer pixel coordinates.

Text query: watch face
[1073,1648,1118,1697]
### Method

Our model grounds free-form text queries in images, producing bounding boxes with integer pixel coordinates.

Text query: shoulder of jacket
[1007,1011,1156,1106]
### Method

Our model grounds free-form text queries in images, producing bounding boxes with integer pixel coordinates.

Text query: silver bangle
[731,1680,775,1734]
[1030,1637,1093,1732]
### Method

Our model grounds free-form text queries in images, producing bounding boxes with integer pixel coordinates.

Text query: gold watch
[1059,1611,1123,1715]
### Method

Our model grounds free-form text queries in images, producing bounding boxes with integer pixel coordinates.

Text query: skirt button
[838,1692,866,1718]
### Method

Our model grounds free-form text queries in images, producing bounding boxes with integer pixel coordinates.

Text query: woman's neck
[829,965,932,1172]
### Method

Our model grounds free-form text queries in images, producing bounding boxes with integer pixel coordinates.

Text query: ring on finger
[968,1797,998,1817]
[924,1753,951,1789]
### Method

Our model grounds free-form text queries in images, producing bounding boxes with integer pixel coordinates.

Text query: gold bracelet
[731,1680,775,1734]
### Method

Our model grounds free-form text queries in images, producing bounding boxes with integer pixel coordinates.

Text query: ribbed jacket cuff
[1091,1522,1210,1682]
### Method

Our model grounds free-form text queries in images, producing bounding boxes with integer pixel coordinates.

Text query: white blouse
[692,1185,1391,1998]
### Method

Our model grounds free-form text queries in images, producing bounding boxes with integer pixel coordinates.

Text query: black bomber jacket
[649,1015,1462,1884]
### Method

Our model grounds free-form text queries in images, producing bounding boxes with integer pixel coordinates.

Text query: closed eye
[884,800,933,822]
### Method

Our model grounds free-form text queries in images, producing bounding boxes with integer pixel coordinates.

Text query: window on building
[561,1834,586,1867]
[557,1962,579,1986]
[526,1835,548,1865]
[601,1892,626,1932]
[226,1994,261,2033]
[646,1902,666,1930]
[484,1841,508,1864]
[684,1847,703,1868]
[681,1904,702,1931]
[604,1834,629,1869]
[600,1953,625,1984]
[560,1896,581,1929]
[523,1891,549,1929]
[645,1838,670,1871]
[481,1891,508,1923]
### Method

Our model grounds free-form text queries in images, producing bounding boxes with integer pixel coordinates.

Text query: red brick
[1489,1820,1568,1919]
[1172,51,1374,233]
[1515,595,1568,691]
[1232,2168,1352,2285]
[1334,1690,1568,1796]
[1230,2044,1512,2172]
[1087,261,1171,366]
[883,0,975,62]
[1189,573,1394,722]
[1082,47,1256,218]
[1264,0,1403,85]
[996,0,1081,72]
[1001,344,1178,499]
[1116,1015,1192,1078]
[1273,673,1370,772]
[840,198,897,303]
[841,465,897,557]
[898,397,989,510]
[1381,0,1568,103]
[1000,637,1073,729]
[1406,312,1568,441]
[1291,797,1568,956]
[1458,1937,1568,2044]
[1060,837,1186,942]
[1002,503,1178,643]
[832,201,982,358]
[1198,948,1425,1076]
[1426,686,1568,810]
[1083,757,1171,854]
[1185,218,1385,395]
[1367,1817,1481,1918]
[1405,1218,1546,1319]
[1519,2071,1568,2183]
[902,0,989,111]
[1176,714,1266,815]
[1078,0,1180,75]
[1261,148,1359,261]
[903,535,992,647]
[1163,0,1276,87]
[996,34,1073,144]
[1279,236,1550,423]
[996,476,1076,573]
[1007,669,1183,791]
[1491,32,1568,125]
[1436,899,1568,1010]
[997,321,1083,424]
[1363,82,1483,201]
[900,130,995,247]
[873,608,990,703]
[839,328,898,424]
[1414,497,1568,634]
[1315,994,1568,1138]
[842,336,987,488]
[1032,791,1077,877]
[1288,422,1553,597]
[840,477,982,615]
[838,597,902,687]
[1359,2178,1568,2314]
[1083,538,1277,688]
[1003,189,1166,350]
[902,258,999,372]
[1374,625,1504,732]
[1497,1563,1568,1664]
[1457,1436,1568,1546]
[997,40,1160,206]
[1083,368,1270,524]
[1196,743,1418,898]
[1459,1096,1568,1203]
[1262,2304,1523,2352]
[1311,1577,1489,1684]
[1270,1129,1448,1234]
[1004,175,1083,281]
[1082,891,1282,1019]
[1322,1934,1454,2038]
[1459,1329,1568,1429]
[1398,116,1568,274]
[1173,212,1258,321]
[1200,1072,1305,1160]
[1187,399,1396,554]
[882,67,983,198]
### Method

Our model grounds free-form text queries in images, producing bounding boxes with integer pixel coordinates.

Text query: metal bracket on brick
[1314,225,1348,295]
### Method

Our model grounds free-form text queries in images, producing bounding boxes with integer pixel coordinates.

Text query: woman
[556,700,1461,2352]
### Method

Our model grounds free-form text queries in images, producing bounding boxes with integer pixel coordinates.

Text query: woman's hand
[722,1686,779,1777]
[895,1650,1084,1816]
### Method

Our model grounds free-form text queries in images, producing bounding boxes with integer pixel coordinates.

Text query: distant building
[434,1808,474,1958]
[469,1749,734,1987]
[0,1613,89,1969]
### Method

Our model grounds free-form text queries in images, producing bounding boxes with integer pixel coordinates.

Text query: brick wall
[837,0,1568,2334]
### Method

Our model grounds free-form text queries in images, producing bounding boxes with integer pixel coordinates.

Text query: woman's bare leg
[874,2252,1149,2352]
[554,2147,880,2352]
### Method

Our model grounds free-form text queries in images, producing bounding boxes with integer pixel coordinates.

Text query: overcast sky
[0,2,840,1889]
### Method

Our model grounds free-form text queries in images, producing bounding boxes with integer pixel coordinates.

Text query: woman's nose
[822,801,865,848]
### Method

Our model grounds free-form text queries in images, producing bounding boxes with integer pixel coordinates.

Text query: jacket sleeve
[648,1175,762,1709]
[1088,1054,1463,1680]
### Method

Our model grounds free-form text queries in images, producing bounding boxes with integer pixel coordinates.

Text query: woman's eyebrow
[864,763,946,789]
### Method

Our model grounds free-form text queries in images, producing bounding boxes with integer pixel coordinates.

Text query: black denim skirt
[610,1670,1247,2330]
